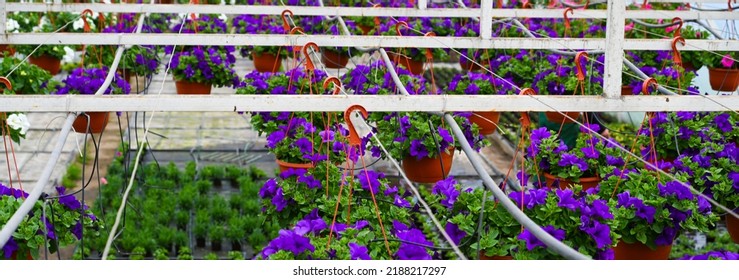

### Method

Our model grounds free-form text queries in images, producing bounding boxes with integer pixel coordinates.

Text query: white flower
[6,113,30,135]
[73,18,85,31]
[62,46,75,64]
[6,19,19,32]
[218,14,227,23]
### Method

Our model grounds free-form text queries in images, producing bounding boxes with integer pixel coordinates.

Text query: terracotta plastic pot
[621,85,634,96]
[321,50,350,69]
[8,251,34,260]
[459,60,483,72]
[544,111,580,124]
[73,112,110,134]
[175,80,212,95]
[613,240,672,260]
[542,172,601,191]
[469,111,501,135]
[0,45,15,57]
[389,54,424,75]
[276,159,314,174]
[252,52,282,73]
[28,55,61,75]
[118,69,133,83]
[357,24,373,35]
[402,149,454,184]
[708,67,739,92]
[726,214,739,244]
[479,252,513,260]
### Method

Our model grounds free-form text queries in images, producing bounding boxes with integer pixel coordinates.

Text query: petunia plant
[53,67,130,95]
[597,168,717,250]
[0,112,31,144]
[170,46,239,88]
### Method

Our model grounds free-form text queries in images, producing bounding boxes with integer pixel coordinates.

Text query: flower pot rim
[541,172,601,183]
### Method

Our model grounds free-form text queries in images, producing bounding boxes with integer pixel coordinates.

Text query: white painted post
[480,0,492,39]
[0,0,7,35]
[603,0,626,99]
[418,0,427,10]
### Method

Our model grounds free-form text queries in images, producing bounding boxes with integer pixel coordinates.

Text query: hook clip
[395,21,408,36]
[575,51,589,82]
[424,32,435,60]
[323,77,342,95]
[302,42,320,71]
[671,17,683,37]
[671,36,686,66]
[81,9,94,32]
[641,78,658,95]
[0,77,12,91]
[518,88,536,129]
[281,10,294,32]
[564,8,574,31]
[344,105,369,147]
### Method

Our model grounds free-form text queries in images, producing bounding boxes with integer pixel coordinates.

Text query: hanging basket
[402,149,454,184]
[276,159,314,174]
[469,111,501,135]
[175,80,212,95]
[707,67,739,92]
[544,111,580,124]
[389,54,424,75]
[73,112,110,134]
[321,50,350,69]
[542,172,601,191]
[726,213,739,244]
[28,55,61,75]
[613,240,672,260]
[252,52,282,73]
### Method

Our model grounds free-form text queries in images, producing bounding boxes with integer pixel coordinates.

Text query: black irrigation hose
[560,0,607,9]
[691,5,739,11]
[426,118,447,180]
[630,18,697,29]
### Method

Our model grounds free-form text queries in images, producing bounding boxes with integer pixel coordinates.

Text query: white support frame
[603,0,626,99]
[1,95,738,112]
[2,34,737,51]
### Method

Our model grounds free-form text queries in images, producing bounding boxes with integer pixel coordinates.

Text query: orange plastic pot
[469,111,500,135]
[726,214,739,244]
[28,55,61,75]
[402,149,454,184]
[708,67,739,92]
[621,85,634,96]
[613,241,672,260]
[73,112,110,134]
[276,159,314,174]
[252,52,282,73]
[357,24,373,35]
[459,60,483,72]
[175,80,212,95]
[479,252,513,260]
[321,50,350,69]
[544,111,580,124]
[542,173,601,191]
[0,45,15,57]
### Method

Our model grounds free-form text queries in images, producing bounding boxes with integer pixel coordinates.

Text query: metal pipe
[511,19,605,56]
[694,20,724,40]
[623,59,678,95]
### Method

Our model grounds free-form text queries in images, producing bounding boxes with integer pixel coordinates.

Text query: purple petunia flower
[357,170,384,195]
[349,243,371,260]
[272,188,288,212]
[444,222,466,245]
[266,130,285,149]
[558,153,589,172]
[432,177,459,208]
[395,228,433,260]
[555,189,579,211]
[518,225,566,251]
[409,139,429,160]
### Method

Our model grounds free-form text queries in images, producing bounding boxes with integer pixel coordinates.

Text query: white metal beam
[2,33,738,51]
[603,0,626,99]
[1,95,738,112]
[480,0,493,39]
[3,4,738,20]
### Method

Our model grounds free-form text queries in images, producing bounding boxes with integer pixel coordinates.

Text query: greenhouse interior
[0,0,738,262]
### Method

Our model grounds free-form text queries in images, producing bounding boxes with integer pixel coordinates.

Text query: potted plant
[194,210,210,248]
[14,12,81,75]
[209,224,225,251]
[698,51,739,92]
[597,169,717,259]
[1,184,102,259]
[170,46,238,94]
[378,19,450,75]
[232,14,289,72]
[0,55,58,95]
[53,66,131,133]
[226,216,247,251]
[315,18,362,69]
[634,111,716,165]
[524,126,627,190]
[444,73,517,135]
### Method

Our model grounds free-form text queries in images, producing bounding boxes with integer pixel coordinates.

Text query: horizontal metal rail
[1,34,737,51]
[2,95,738,112]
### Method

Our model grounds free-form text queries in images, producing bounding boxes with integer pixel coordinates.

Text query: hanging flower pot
[0,45,15,57]
[459,59,483,72]
[389,54,424,75]
[542,172,600,191]
[621,85,634,96]
[726,213,739,244]
[469,111,500,135]
[402,149,454,184]
[252,52,282,73]
[175,80,212,95]
[707,67,739,92]
[28,55,61,75]
[613,240,672,260]
[321,50,350,69]
[544,111,580,124]
[276,159,314,174]
[72,112,110,134]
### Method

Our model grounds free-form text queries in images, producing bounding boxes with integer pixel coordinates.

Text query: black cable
[426,117,447,180]
[474,188,486,259]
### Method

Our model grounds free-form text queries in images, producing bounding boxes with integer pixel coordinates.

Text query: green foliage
[228,251,245,260]
[209,224,225,243]
[0,56,57,95]
[153,248,169,260]
[204,252,218,260]
[170,47,238,88]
